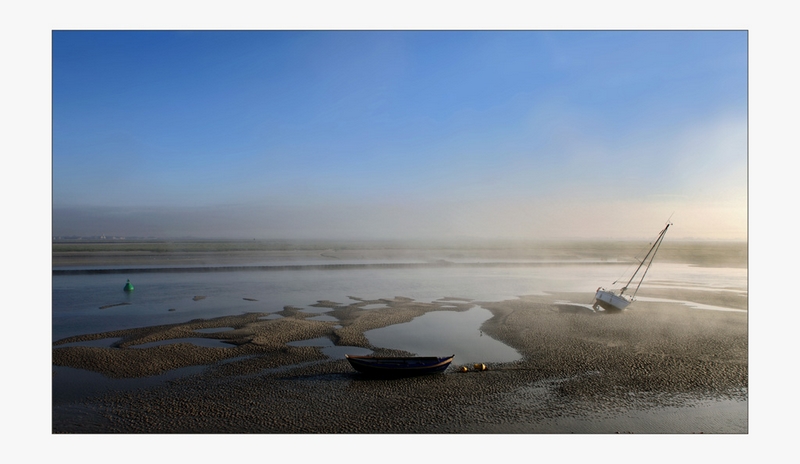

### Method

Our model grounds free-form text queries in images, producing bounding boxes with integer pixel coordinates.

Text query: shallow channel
[364,306,521,366]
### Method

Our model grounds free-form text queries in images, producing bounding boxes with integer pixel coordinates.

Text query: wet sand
[52,286,747,433]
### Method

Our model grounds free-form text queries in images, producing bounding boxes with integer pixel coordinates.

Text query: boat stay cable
[620,222,671,297]
[612,238,655,286]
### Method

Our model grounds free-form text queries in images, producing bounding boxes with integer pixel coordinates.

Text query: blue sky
[52,30,747,240]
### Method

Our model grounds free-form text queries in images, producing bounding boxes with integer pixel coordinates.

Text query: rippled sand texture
[53,288,746,433]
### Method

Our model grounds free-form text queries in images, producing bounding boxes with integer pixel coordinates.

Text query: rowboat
[345,354,454,376]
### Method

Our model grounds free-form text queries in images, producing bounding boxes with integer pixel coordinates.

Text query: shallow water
[52,262,746,341]
[194,327,235,333]
[54,337,123,348]
[530,396,747,433]
[635,296,748,313]
[365,306,522,365]
[52,365,206,405]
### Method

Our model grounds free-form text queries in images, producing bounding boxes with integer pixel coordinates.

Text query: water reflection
[365,306,521,365]
[635,296,748,313]
[53,365,206,404]
[301,306,334,314]
[194,327,234,333]
[54,337,123,348]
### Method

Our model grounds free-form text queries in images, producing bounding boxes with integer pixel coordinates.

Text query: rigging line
[611,218,673,289]
[622,242,657,292]
[621,223,669,294]
[612,239,653,286]
[632,238,663,297]
[632,223,670,298]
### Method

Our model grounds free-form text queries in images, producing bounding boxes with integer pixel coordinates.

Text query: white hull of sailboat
[594,289,632,312]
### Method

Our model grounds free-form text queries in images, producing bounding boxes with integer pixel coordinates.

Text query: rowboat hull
[345,355,454,377]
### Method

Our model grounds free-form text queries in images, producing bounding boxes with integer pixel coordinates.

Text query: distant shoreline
[52,240,748,269]
[52,260,633,275]
[51,238,748,251]
[51,241,748,275]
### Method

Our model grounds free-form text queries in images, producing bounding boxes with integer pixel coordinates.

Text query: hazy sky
[52,30,747,241]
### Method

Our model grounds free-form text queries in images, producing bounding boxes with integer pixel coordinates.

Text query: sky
[52,30,748,241]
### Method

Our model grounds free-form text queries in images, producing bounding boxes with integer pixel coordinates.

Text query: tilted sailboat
[593,221,671,312]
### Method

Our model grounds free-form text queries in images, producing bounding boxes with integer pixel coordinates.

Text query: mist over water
[52,257,747,341]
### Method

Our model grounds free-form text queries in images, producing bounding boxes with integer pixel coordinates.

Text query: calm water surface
[52,262,746,342]
[365,306,522,365]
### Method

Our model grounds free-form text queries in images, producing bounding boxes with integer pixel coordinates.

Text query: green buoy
[123,279,134,292]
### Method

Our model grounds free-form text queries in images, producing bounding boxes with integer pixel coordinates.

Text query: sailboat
[593,221,671,312]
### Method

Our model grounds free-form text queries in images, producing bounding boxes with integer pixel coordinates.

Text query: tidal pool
[364,306,521,366]
[194,327,234,334]
[301,306,334,314]
[53,365,206,404]
[54,337,123,349]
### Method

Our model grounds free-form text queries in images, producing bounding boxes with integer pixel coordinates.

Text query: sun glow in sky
[52,30,747,241]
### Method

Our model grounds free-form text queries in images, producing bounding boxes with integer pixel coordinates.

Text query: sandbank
[52,287,747,433]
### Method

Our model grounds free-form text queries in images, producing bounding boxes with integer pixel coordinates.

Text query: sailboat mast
[620,223,670,295]
[631,223,670,298]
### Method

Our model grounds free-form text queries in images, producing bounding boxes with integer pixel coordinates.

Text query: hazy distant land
[52,239,747,269]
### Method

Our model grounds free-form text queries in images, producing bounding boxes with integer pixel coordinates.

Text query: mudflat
[52,286,747,433]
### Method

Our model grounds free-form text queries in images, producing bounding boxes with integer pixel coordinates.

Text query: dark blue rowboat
[345,354,454,377]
